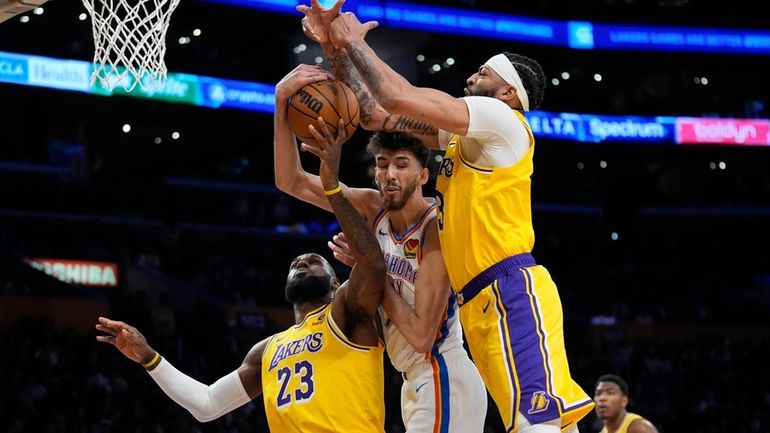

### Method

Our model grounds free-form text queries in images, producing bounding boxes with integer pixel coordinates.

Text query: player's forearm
[382,285,436,352]
[326,193,384,278]
[344,40,413,112]
[147,358,251,423]
[273,100,304,192]
[325,42,438,138]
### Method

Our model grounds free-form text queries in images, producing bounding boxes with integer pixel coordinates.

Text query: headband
[485,53,530,111]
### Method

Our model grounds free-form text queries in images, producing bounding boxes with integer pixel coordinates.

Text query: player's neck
[604,410,628,433]
[292,300,328,324]
[388,195,431,234]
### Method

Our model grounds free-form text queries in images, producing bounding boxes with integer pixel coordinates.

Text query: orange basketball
[287,79,359,146]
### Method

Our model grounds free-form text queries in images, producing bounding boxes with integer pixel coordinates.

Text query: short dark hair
[596,374,629,396]
[503,52,546,110]
[366,132,430,168]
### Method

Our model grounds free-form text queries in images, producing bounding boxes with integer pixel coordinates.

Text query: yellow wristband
[324,185,342,196]
[142,352,161,369]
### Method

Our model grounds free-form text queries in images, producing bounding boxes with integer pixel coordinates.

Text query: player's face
[593,381,628,420]
[285,253,333,303]
[374,149,424,211]
[465,64,505,98]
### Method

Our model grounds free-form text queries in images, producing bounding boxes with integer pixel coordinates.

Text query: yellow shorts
[458,255,594,432]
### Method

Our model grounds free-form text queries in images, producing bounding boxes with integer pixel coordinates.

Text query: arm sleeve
[147,358,251,423]
[460,96,531,167]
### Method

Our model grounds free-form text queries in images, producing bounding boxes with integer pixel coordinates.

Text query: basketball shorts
[457,254,595,432]
[400,347,487,433]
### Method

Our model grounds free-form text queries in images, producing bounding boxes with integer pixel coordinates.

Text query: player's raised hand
[95,316,156,365]
[275,64,334,101]
[328,231,355,267]
[329,12,378,48]
[301,117,349,189]
[297,0,345,44]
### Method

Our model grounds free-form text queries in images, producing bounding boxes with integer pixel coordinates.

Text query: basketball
[287,79,359,145]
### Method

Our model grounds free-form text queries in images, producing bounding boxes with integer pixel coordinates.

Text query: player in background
[594,375,659,433]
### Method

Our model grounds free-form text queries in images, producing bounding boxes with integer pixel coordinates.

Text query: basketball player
[275,67,487,432]
[298,4,595,432]
[594,375,659,433]
[96,119,388,432]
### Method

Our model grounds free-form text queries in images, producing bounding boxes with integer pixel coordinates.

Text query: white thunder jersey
[372,200,463,372]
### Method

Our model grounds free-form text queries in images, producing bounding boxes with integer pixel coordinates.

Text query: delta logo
[403,239,420,260]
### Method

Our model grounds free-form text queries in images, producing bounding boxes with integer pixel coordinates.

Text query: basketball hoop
[82,0,180,92]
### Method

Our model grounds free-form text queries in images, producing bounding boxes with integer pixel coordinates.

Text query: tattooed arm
[324,44,439,147]
[298,0,439,146]
[329,13,471,136]
[301,117,385,347]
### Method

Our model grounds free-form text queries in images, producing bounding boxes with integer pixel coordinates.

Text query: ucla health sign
[0,51,28,84]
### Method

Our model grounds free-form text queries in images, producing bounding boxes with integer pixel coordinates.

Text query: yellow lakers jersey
[261,303,385,433]
[599,412,646,433]
[435,110,535,292]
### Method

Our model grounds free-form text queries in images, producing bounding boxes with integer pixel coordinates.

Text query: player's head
[594,374,630,421]
[284,253,340,304]
[465,52,546,111]
[366,132,430,211]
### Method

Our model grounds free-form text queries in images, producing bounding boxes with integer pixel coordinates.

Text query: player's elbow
[191,411,219,423]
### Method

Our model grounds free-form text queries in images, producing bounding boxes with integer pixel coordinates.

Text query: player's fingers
[310,0,321,9]
[316,116,336,139]
[296,5,309,13]
[362,20,379,33]
[335,118,348,142]
[121,328,141,342]
[307,124,329,146]
[300,142,324,158]
[95,324,118,336]
[333,232,349,245]
[96,335,116,345]
[330,0,345,15]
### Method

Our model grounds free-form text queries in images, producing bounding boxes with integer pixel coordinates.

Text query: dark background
[1,1,768,432]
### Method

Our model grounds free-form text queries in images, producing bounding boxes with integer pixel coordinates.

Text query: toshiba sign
[24,258,118,287]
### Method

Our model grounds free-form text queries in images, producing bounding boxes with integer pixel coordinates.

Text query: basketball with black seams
[287,79,359,146]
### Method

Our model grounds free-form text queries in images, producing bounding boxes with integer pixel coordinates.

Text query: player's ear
[419,167,429,185]
[498,85,516,103]
[331,276,341,289]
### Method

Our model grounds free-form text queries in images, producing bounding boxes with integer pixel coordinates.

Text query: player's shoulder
[628,416,659,433]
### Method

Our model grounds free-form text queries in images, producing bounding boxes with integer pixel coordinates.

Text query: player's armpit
[238,335,274,400]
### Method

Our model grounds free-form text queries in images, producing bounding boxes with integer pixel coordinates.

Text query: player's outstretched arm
[329,12,471,136]
[297,0,440,148]
[302,118,385,346]
[381,219,449,352]
[96,316,264,422]
[273,64,381,218]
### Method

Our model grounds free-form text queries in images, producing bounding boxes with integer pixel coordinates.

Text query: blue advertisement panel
[527,111,677,144]
[355,1,564,45]
[0,51,29,84]
[199,76,276,113]
[589,22,770,55]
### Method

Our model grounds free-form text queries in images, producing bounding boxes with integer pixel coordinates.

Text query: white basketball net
[82,0,181,92]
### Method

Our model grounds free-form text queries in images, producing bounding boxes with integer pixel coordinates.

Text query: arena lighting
[1,50,769,146]
[200,0,770,55]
